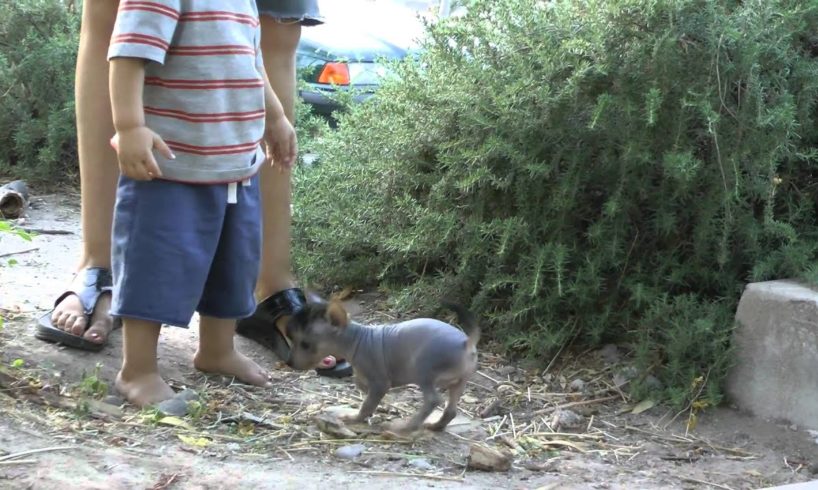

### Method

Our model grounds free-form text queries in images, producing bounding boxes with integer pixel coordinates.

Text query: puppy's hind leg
[389,383,441,434]
[425,379,466,431]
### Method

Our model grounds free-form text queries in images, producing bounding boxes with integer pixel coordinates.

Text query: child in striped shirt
[107,0,295,406]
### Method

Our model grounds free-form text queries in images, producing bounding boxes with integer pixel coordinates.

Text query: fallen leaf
[314,413,356,438]
[238,421,255,437]
[159,416,192,429]
[687,413,698,431]
[462,395,478,404]
[178,435,210,447]
[631,399,655,415]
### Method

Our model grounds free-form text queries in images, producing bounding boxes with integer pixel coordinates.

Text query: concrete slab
[727,280,818,430]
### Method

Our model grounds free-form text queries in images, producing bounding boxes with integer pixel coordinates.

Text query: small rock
[156,389,199,416]
[462,394,478,404]
[598,344,622,364]
[408,458,434,470]
[568,379,586,392]
[334,444,366,460]
[468,443,513,472]
[177,389,199,402]
[226,443,241,452]
[157,397,189,417]
[789,424,799,431]
[551,409,583,430]
[103,395,124,406]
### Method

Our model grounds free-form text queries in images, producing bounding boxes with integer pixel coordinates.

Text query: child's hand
[110,126,174,181]
[263,115,297,171]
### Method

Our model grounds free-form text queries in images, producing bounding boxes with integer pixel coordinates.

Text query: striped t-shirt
[108,0,266,184]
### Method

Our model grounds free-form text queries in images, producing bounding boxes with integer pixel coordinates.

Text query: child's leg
[116,318,174,406]
[111,176,231,405]
[193,316,271,387]
[195,176,269,386]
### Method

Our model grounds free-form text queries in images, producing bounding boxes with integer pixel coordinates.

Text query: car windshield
[316,0,432,51]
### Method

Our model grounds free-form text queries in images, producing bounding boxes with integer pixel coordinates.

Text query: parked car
[296,0,429,117]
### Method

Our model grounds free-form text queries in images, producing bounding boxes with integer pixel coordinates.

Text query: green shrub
[292,0,818,404]
[0,0,80,181]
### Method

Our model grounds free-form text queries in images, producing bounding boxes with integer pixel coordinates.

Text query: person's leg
[255,16,300,305]
[194,317,272,387]
[50,0,119,343]
[116,318,174,406]
[236,2,350,376]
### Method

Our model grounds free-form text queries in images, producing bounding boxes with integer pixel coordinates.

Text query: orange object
[317,62,351,85]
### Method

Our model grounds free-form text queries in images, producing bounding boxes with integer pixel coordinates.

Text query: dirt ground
[1,193,817,490]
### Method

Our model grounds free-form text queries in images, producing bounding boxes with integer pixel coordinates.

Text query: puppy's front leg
[352,384,388,423]
[342,380,388,424]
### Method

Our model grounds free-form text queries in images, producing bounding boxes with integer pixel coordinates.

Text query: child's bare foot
[193,350,272,387]
[115,369,175,407]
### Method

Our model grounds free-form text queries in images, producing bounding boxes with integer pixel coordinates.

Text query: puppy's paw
[338,413,365,424]
[423,421,447,432]
[385,419,419,436]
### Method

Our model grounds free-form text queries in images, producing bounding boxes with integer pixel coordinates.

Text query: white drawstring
[227,182,238,204]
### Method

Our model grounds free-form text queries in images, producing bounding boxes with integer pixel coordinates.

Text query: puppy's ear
[325,300,349,328]
[286,308,309,337]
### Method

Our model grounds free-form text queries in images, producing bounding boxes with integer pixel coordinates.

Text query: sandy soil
[0,193,817,490]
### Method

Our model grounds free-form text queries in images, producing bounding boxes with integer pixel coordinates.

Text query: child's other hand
[111,127,174,181]
[263,115,297,171]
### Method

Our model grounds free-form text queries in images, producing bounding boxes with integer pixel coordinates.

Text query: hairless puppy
[286,297,480,434]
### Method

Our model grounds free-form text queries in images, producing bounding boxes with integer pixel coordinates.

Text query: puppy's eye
[299,340,311,350]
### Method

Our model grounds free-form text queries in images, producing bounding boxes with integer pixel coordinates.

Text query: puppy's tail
[441,301,480,349]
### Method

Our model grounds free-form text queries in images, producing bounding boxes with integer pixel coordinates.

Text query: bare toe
[52,295,84,332]
[84,323,108,344]
[68,315,87,336]
[83,297,113,344]
[53,311,71,331]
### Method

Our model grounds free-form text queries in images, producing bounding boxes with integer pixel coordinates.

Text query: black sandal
[236,288,353,378]
[34,267,117,352]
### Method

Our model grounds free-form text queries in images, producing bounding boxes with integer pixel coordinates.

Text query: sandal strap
[255,288,306,324]
[54,267,113,317]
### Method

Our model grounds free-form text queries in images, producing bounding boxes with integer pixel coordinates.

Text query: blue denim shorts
[111,175,261,327]
[256,0,323,25]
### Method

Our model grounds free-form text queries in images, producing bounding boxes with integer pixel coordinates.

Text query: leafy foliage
[0,0,80,181]
[292,0,818,404]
